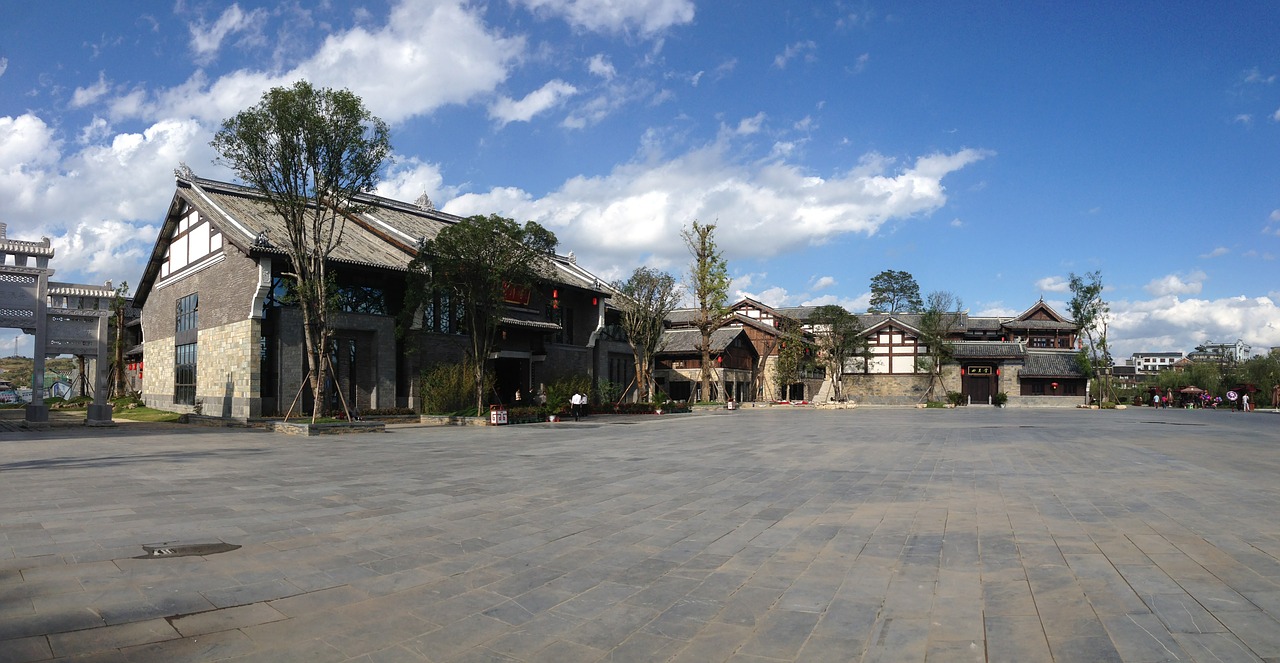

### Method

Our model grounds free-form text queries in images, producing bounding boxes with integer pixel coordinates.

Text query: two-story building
[133,172,615,418]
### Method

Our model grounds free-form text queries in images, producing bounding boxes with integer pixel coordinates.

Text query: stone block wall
[842,373,932,405]
[141,318,261,418]
[142,336,175,410]
[198,318,261,418]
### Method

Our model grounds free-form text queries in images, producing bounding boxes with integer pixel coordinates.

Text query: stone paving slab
[1,408,1279,661]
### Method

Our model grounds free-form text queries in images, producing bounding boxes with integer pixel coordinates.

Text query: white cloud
[1110,295,1280,358]
[1200,247,1229,259]
[0,57,8,78]
[848,52,870,75]
[70,72,111,109]
[587,54,616,80]
[1145,270,1206,296]
[1235,114,1253,125]
[1243,67,1276,85]
[373,156,456,206]
[490,79,577,126]
[1035,276,1070,293]
[0,114,210,284]
[117,0,523,125]
[512,0,695,36]
[811,275,836,291]
[801,292,870,311]
[444,138,990,280]
[734,112,766,135]
[1273,107,1280,123]
[188,4,265,64]
[774,41,817,69]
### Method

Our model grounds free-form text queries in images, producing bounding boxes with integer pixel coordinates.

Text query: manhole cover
[135,542,241,559]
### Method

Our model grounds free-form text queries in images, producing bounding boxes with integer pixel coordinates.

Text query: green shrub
[420,359,492,415]
[925,401,948,408]
[946,391,965,406]
[993,392,1008,407]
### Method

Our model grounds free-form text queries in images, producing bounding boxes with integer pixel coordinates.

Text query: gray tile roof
[951,341,1026,359]
[1022,351,1086,377]
[137,175,612,305]
[657,327,744,354]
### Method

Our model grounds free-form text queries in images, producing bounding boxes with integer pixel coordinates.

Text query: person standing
[1242,392,1250,413]
[571,392,582,421]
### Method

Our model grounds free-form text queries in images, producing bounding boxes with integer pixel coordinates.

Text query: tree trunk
[700,329,713,402]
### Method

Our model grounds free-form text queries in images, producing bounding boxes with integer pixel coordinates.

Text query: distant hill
[0,356,80,389]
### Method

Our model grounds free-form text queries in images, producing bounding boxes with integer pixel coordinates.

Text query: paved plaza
[2,407,1279,662]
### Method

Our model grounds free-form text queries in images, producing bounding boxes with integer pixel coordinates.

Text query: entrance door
[963,365,995,404]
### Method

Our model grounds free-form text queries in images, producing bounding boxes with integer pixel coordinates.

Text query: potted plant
[993,392,1008,407]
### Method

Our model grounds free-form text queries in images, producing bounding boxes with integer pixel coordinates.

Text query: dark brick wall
[140,247,261,341]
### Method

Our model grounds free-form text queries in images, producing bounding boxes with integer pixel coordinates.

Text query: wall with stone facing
[843,373,932,405]
[198,318,261,418]
[141,318,261,418]
[142,337,175,410]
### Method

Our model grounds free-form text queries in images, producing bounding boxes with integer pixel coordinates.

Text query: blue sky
[2,1,1279,359]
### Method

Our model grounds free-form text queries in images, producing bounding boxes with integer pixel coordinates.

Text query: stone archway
[0,223,114,426]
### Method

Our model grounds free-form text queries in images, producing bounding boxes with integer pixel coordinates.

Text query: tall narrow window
[175,293,198,405]
[175,343,197,405]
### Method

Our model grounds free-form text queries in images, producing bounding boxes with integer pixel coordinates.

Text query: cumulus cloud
[587,54,616,80]
[116,0,523,125]
[512,0,695,36]
[443,139,991,280]
[774,41,817,69]
[1145,270,1206,296]
[1035,276,1070,293]
[0,113,211,284]
[734,112,766,135]
[490,79,577,126]
[188,4,265,64]
[1109,295,1280,357]
[70,72,112,109]
[1199,247,1229,259]
[373,156,457,206]
[811,275,836,291]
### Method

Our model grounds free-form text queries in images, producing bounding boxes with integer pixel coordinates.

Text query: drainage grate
[135,542,241,559]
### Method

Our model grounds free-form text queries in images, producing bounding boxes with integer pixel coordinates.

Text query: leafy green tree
[682,221,730,402]
[917,290,964,402]
[772,329,805,400]
[868,270,923,314]
[1068,271,1113,403]
[809,304,865,401]
[212,81,391,420]
[406,214,556,415]
[615,267,681,403]
[109,281,130,398]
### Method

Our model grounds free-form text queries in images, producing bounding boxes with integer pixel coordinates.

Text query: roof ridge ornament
[253,228,273,248]
[174,162,195,181]
[414,192,435,211]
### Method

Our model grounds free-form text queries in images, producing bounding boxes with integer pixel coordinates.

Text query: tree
[772,329,805,400]
[109,281,129,398]
[682,221,731,402]
[406,214,557,415]
[916,290,963,402]
[212,81,392,420]
[809,304,865,402]
[868,270,923,314]
[615,267,681,403]
[1068,271,1113,404]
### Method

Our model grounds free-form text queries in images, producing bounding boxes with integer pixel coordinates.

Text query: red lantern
[1051,382,1058,390]
[961,367,966,376]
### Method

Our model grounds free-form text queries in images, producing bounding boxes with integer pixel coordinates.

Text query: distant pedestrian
[571,392,583,421]
[1242,393,1250,413]
[1152,393,1160,408]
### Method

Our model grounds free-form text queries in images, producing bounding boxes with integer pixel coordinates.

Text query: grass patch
[113,407,183,423]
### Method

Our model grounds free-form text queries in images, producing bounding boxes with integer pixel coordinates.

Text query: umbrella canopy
[1179,386,1205,394]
